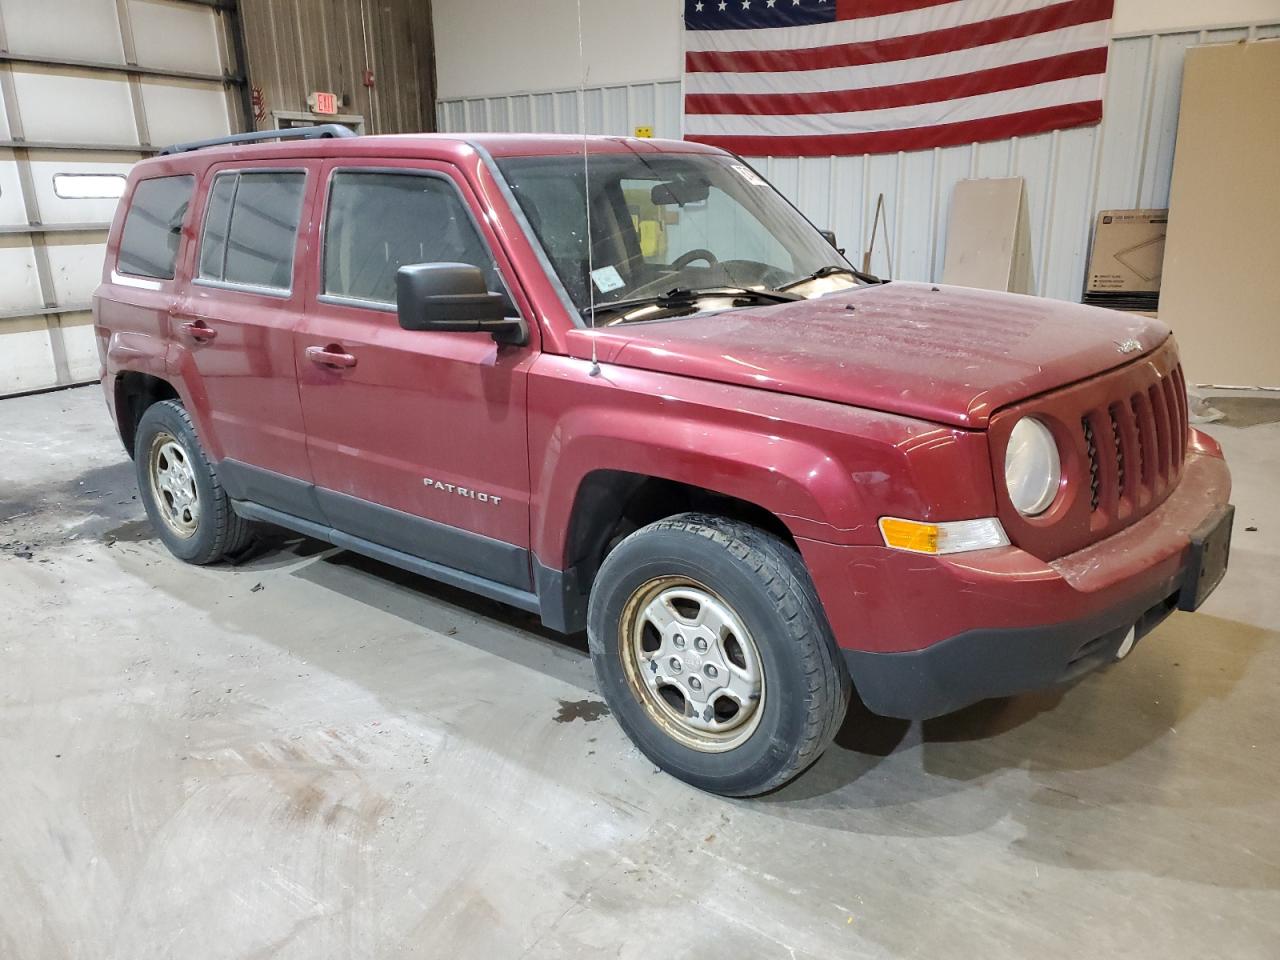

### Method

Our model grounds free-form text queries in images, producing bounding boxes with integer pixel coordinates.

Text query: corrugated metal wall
[437,21,1280,303]
[240,0,435,134]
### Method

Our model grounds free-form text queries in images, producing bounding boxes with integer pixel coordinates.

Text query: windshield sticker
[730,163,766,187]
[590,265,626,293]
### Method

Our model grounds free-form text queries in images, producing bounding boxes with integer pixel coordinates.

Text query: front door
[294,159,537,590]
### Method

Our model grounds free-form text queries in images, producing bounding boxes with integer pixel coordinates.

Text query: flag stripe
[684,21,1108,95]
[685,75,1100,136]
[686,0,1111,73]
[687,0,1067,51]
[833,0,977,21]
[686,47,1106,115]
[686,100,1102,156]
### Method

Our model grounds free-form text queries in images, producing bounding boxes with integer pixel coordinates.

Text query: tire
[587,513,850,796]
[133,399,254,565]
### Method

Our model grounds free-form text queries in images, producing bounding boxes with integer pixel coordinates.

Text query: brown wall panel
[239,0,435,134]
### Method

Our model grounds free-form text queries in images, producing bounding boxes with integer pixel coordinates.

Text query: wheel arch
[113,371,180,458]
[533,458,825,635]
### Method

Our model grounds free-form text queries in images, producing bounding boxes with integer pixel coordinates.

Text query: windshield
[495,151,859,324]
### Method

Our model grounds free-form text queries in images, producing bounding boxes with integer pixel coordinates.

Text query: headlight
[1004,417,1061,516]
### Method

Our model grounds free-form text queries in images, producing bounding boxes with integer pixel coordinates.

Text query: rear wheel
[588,513,849,796]
[134,400,253,564]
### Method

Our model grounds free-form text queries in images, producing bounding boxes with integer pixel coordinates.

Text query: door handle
[181,320,218,342]
[305,344,358,369]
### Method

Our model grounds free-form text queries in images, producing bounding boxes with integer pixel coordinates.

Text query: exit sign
[308,91,339,115]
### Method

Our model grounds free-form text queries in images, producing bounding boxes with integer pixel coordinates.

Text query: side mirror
[396,262,525,344]
[819,230,845,255]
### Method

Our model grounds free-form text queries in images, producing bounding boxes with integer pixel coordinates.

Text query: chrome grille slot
[1082,415,1101,512]
[1108,405,1126,502]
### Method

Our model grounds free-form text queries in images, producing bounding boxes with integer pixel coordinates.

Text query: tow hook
[1114,625,1138,660]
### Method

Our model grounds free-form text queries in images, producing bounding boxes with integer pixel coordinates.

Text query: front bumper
[799,433,1232,720]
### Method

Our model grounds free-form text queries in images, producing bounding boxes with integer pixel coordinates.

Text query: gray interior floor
[2,385,1277,960]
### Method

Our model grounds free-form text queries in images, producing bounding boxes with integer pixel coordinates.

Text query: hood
[583,282,1169,428]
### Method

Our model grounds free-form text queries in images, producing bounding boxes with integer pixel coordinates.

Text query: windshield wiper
[776,264,881,291]
[582,285,801,322]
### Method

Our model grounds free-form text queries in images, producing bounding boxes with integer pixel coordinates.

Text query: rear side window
[117,175,195,279]
[322,171,498,305]
[199,171,306,291]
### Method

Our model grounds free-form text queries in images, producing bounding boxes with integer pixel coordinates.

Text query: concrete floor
[1,385,1278,960]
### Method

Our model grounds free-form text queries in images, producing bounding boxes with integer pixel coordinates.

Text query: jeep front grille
[990,338,1189,561]
[1080,362,1188,516]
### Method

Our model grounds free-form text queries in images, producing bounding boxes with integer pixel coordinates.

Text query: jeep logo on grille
[1116,338,1142,354]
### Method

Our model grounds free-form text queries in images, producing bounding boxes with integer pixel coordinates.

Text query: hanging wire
[576,0,600,374]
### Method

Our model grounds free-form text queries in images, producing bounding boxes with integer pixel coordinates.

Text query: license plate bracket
[1177,504,1234,611]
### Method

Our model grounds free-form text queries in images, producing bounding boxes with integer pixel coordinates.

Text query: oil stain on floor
[553,699,611,723]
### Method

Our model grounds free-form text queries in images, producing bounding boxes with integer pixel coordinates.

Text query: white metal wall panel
[0,321,57,396]
[437,23,1279,304]
[0,0,241,396]
[45,234,108,304]
[0,0,126,63]
[0,241,42,311]
[8,68,139,144]
[25,153,139,225]
[0,154,24,223]
[128,0,223,75]
[138,78,231,145]
[57,310,99,381]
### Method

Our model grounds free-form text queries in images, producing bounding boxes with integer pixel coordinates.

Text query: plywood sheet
[1160,40,1280,387]
[941,177,1033,294]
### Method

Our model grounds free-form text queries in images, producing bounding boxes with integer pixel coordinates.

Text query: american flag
[683,0,1115,156]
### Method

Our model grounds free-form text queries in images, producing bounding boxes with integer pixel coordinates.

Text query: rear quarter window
[117,175,195,280]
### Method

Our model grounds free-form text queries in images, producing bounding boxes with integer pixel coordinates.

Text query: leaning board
[1159,40,1280,388]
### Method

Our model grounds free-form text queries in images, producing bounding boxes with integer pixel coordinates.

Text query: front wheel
[587,514,850,796]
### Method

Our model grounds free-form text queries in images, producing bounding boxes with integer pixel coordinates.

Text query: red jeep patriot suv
[94,126,1233,796]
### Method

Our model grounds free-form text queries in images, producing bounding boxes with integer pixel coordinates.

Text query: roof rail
[158,123,357,156]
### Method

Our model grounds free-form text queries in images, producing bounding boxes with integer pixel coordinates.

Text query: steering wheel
[671,248,718,270]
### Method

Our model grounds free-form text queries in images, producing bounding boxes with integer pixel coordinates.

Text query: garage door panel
[56,310,100,382]
[26,153,138,225]
[10,69,138,144]
[0,317,58,395]
[0,239,43,312]
[0,0,126,64]
[0,155,27,226]
[128,0,223,75]
[1,0,236,397]
[44,234,108,304]
[140,79,231,147]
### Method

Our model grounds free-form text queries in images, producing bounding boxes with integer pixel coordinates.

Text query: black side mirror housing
[819,230,845,255]
[396,262,525,344]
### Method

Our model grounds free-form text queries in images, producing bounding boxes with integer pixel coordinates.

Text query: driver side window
[323,171,499,305]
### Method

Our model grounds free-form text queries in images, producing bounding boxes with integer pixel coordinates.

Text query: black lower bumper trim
[844,499,1235,720]
[844,578,1183,721]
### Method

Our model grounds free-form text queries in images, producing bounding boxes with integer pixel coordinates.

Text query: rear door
[173,160,321,520]
[295,158,537,589]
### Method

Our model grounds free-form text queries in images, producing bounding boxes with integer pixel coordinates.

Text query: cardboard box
[1086,209,1167,296]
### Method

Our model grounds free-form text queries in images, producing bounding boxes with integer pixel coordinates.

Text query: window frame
[317,165,516,316]
[114,174,196,282]
[193,166,309,300]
